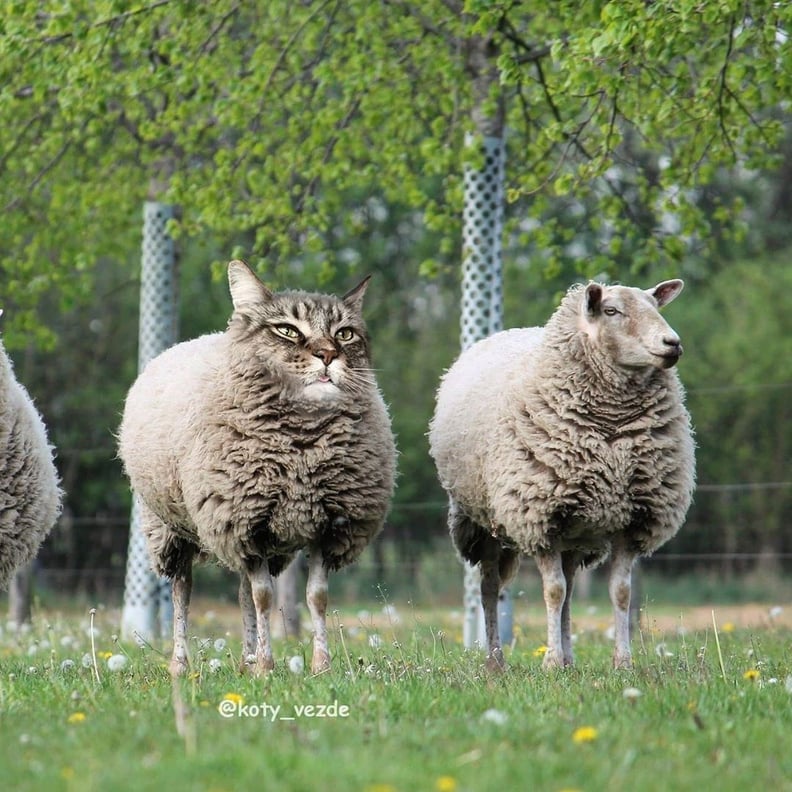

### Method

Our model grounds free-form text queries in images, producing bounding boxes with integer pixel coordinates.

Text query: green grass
[1,603,791,792]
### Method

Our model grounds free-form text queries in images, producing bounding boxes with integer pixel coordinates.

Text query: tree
[1,1,790,347]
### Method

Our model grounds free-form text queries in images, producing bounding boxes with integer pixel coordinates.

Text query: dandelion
[213,638,227,653]
[222,693,244,705]
[365,785,397,792]
[288,655,304,674]
[67,712,87,724]
[722,622,735,634]
[532,645,548,657]
[435,776,458,792]
[98,651,113,660]
[107,654,128,672]
[81,653,93,669]
[368,634,383,649]
[654,642,674,658]
[572,726,598,743]
[622,687,642,702]
[60,767,75,780]
[481,708,508,726]
[769,606,783,620]
[208,658,223,673]
[60,659,76,673]
[743,669,760,681]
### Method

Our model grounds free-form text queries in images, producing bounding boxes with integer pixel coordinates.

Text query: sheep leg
[170,563,193,677]
[535,552,567,669]
[306,548,331,674]
[560,551,581,666]
[609,543,636,669]
[246,561,275,675]
[480,542,505,672]
[238,574,257,672]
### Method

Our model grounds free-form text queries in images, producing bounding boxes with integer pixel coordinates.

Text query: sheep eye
[603,307,620,317]
[273,324,301,340]
[335,327,355,342]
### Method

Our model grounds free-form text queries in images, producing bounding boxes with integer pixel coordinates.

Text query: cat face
[227,261,373,403]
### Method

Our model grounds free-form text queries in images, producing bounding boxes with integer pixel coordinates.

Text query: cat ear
[342,275,371,313]
[228,260,272,309]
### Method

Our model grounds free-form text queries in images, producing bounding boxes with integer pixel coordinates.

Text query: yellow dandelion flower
[364,786,397,792]
[98,651,113,660]
[572,726,598,743]
[532,645,548,657]
[67,712,86,724]
[743,669,760,681]
[222,693,244,705]
[436,776,458,792]
[722,622,735,634]
[61,767,75,780]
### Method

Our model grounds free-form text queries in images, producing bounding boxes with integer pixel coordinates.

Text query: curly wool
[118,331,396,578]
[430,284,695,569]
[0,343,62,588]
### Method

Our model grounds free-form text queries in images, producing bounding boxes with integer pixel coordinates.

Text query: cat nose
[313,347,338,366]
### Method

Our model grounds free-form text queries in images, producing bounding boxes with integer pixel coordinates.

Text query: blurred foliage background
[0,1,789,604]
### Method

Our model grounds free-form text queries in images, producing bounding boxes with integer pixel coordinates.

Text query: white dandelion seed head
[60,659,76,673]
[213,638,227,653]
[769,606,783,619]
[27,644,38,656]
[81,653,93,669]
[622,687,642,700]
[60,635,77,648]
[85,626,100,639]
[604,625,616,640]
[357,609,371,622]
[482,708,508,726]
[208,658,223,673]
[368,634,383,649]
[288,655,305,674]
[107,654,128,672]
[382,604,401,624]
[655,643,674,657]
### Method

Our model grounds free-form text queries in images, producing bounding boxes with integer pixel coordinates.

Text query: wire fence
[19,477,791,606]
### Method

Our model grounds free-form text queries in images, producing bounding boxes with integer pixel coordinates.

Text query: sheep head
[579,279,685,372]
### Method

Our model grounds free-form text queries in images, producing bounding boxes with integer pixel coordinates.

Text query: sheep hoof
[613,653,633,670]
[311,649,331,674]
[169,656,189,677]
[541,650,567,670]
[251,654,275,676]
[486,650,507,674]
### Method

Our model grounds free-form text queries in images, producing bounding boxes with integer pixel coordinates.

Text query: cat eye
[335,327,355,342]
[273,324,302,340]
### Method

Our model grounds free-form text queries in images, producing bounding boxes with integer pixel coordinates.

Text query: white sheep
[118,261,396,676]
[0,312,62,589]
[429,280,695,670]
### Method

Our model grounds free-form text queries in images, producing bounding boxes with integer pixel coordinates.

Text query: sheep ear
[585,283,604,315]
[649,279,684,308]
[228,260,272,309]
[342,275,371,313]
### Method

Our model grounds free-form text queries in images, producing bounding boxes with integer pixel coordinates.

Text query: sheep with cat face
[118,260,396,676]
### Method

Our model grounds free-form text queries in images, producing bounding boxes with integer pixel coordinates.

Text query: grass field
[1,597,791,792]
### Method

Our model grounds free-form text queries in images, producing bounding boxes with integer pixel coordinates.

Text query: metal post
[460,134,508,649]
[121,201,178,643]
